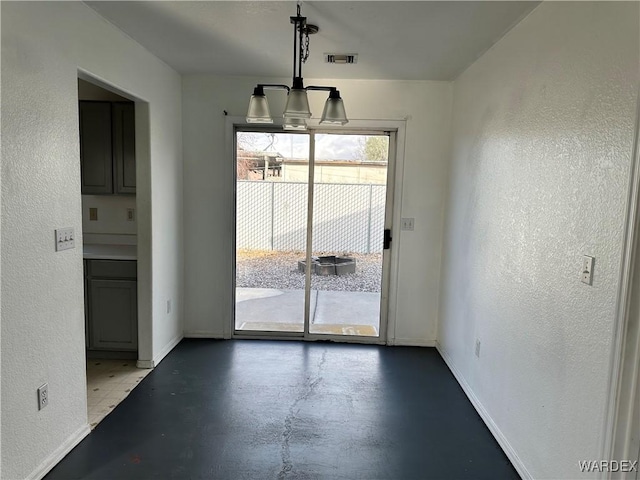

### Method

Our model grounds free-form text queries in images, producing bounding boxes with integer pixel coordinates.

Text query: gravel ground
[236,250,383,293]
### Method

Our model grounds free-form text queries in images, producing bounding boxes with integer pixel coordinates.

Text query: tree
[237,132,265,151]
[357,136,388,162]
[236,151,256,180]
[236,132,268,180]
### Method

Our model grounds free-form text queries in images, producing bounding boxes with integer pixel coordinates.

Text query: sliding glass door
[234,128,393,342]
[235,131,309,333]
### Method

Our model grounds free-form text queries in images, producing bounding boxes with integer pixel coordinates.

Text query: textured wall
[439,2,639,478]
[1,2,182,479]
[182,76,452,343]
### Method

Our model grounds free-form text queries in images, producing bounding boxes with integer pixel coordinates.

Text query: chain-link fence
[237,181,387,253]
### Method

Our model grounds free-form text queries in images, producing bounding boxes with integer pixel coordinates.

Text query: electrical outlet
[127,208,135,222]
[475,340,481,358]
[55,227,75,252]
[401,218,415,231]
[89,208,98,221]
[582,255,595,285]
[37,383,48,410]
[166,300,171,314]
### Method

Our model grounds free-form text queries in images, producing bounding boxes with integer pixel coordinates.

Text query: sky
[237,131,387,161]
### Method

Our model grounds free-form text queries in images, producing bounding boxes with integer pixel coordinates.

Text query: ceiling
[85,1,540,81]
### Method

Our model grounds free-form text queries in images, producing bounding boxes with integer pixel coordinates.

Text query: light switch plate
[37,383,48,410]
[127,208,135,221]
[401,218,415,231]
[55,227,75,252]
[582,255,594,285]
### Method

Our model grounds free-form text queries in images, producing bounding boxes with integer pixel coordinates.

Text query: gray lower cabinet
[86,260,137,352]
[89,280,137,350]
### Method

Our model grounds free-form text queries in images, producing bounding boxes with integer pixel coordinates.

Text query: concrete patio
[235,288,381,336]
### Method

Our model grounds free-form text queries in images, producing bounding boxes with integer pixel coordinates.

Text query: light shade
[246,87,273,123]
[319,90,348,125]
[283,88,312,119]
[283,117,308,131]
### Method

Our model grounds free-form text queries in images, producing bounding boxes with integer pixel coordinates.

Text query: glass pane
[308,134,389,337]
[235,132,309,333]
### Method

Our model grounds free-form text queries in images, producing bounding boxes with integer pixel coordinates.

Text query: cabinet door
[89,279,138,351]
[112,102,136,194]
[79,101,113,194]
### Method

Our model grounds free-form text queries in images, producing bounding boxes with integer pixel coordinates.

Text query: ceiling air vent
[325,54,358,64]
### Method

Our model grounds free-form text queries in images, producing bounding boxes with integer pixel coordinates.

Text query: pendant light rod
[298,9,304,80]
[290,2,306,81]
[292,14,300,79]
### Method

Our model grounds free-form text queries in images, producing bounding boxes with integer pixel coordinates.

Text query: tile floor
[86,359,151,429]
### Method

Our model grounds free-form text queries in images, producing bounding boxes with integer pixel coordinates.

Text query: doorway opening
[77,76,151,428]
[234,128,394,342]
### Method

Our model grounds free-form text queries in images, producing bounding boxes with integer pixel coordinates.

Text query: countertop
[83,244,137,261]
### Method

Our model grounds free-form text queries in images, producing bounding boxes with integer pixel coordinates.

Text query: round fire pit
[298,255,356,276]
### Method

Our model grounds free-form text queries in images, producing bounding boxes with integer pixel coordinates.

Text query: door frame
[77,69,153,366]
[604,86,640,477]
[302,127,396,344]
[225,116,407,345]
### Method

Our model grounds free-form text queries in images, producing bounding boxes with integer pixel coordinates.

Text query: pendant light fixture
[246,2,348,130]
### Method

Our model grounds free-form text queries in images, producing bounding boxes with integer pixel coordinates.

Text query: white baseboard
[183,331,225,339]
[436,342,531,480]
[136,359,154,369]
[153,333,183,366]
[389,337,436,347]
[136,334,184,369]
[27,423,91,480]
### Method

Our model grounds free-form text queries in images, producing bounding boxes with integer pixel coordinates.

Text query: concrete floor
[46,339,519,480]
[236,288,381,335]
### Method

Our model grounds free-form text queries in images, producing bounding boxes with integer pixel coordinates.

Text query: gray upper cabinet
[79,100,135,195]
[80,101,113,194]
[113,102,136,194]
